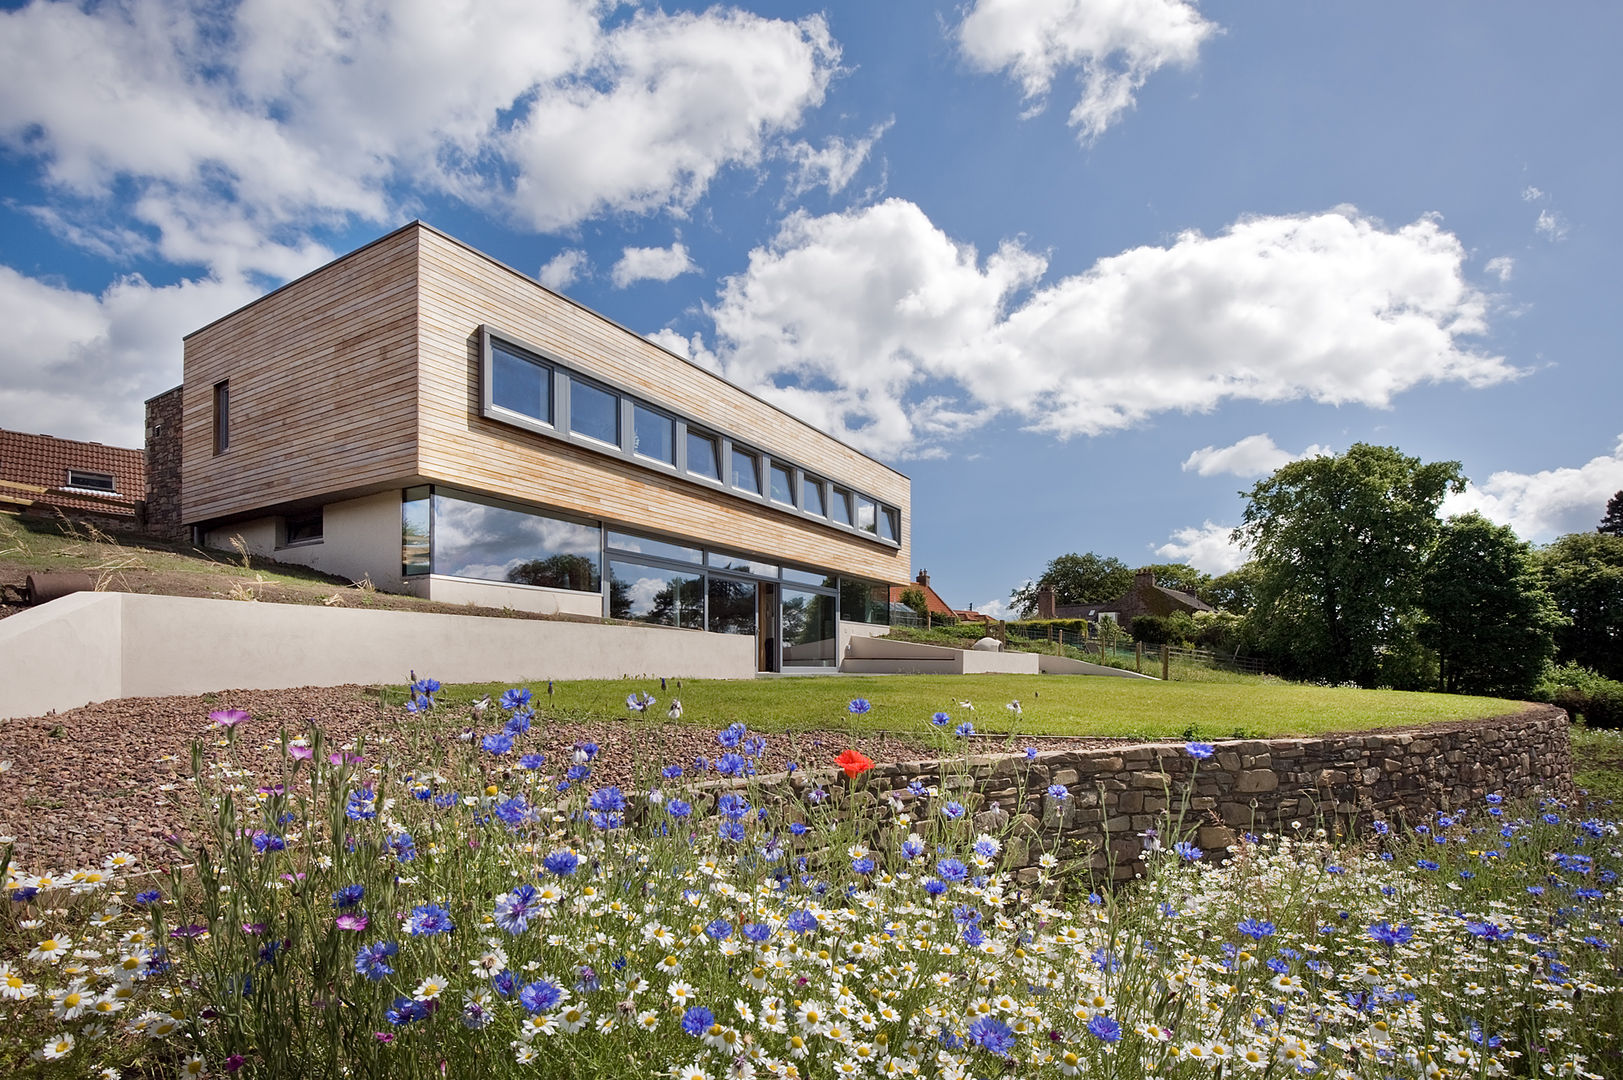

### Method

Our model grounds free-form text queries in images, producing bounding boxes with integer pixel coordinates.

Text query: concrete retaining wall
[0,592,755,719]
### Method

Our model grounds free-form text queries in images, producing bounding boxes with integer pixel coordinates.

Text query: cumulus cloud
[1443,436,1623,542]
[1155,521,1246,575]
[673,199,1514,458]
[0,265,260,447]
[1535,209,1569,242]
[1484,255,1514,282]
[781,119,892,199]
[1522,186,1545,202]
[538,249,589,292]
[0,0,839,274]
[974,597,1018,621]
[611,243,697,289]
[1181,434,1330,478]
[956,0,1216,141]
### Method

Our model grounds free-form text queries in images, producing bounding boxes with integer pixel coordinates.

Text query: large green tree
[1538,532,1623,680]
[1010,552,1133,617]
[1234,443,1465,686]
[1599,490,1623,537]
[1203,562,1262,614]
[1418,513,1563,696]
[1145,563,1212,598]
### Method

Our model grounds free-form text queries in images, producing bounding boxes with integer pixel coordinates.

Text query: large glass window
[633,404,674,465]
[687,431,720,481]
[855,496,877,534]
[840,576,890,625]
[802,477,825,517]
[708,577,757,635]
[769,463,794,506]
[710,554,777,578]
[781,588,837,668]
[402,487,431,576]
[569,378,619,445]
[610,559,704,629]
[492,345,551,423]
[606,531,701,564]
[732,448,761,496]
[783,567,835,588]
[830,487,852,527]
[432,493,600,592]
[878,507,898,543]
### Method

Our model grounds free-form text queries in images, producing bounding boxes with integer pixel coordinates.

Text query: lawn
[414,673,1520,741]
[1573,723,1623,802]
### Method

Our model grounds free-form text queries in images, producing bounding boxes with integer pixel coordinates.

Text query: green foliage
[1536,663,1623,729]
[1130,612,1198,646]
[1418,513,1564,696]
[1007,618,1091,639]
[898,586,929,618]
[1008,552,1132,616]
[1203,562,1262,614]
[1571,723,1623,801]
[1538,531,1623,680]
[1237,444,1465,687]
[1599,489,1623,537]
[1143,562,1211,598]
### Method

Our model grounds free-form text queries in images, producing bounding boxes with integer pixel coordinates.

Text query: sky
[2,0,1620,618]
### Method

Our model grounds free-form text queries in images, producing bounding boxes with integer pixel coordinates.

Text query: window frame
[281,508,324,547]
[64,469,117,493]
[213,380,229,455]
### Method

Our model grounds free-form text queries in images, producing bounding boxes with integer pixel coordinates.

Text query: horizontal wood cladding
[181,229,423,524]
[414,228,911,583]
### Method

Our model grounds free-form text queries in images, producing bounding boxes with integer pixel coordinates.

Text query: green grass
[1573,724,1623,803]
[416,673,1518,741]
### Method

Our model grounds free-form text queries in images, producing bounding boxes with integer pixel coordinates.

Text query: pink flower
[335,912,369,932]
[225,1054,247,1072]
[328,751,364,766]
[288,744,314,761]
[210,709,251,729]
[241,922,266,935]
[375,1033,394,1044]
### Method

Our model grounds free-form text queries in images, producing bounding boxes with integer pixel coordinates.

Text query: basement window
[65,469,117,493]
[282,509,324,546]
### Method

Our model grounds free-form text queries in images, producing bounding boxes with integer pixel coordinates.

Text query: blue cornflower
[344,787,377,821]
[953,904,981,925]
[575,741,600,762]
[543,850,580,877]
[1238,918,1276,941]
[1173,841,1203,861]
[923,878,948,896]
[717,793,751,820]
[332,884,365,909]
[973,835,999,858]
[848,698,872,714]
[493,796,530,828]
[665,798,692,819]
[406,903,455,936]
[491,968,517,997]
[1046,784,1069,801]
[966,1015,1014,1054]
[936,857,969,883]
[566,764,591,782]
[505,710,532,735]
[354,940,398,980]
[588,811,622,831]
[1372,820,1390,836]
[386,995,430,1025]
[682,1005,715,1036]
[1086,1014,1123,1043]
[433,792,458,809]
[930,711,951,726]
[626,691,656,714]
[783,910,818,934]
[251,831,285,853]
[519,979,564,1014]
[482,732,514,756]
[1465,920,1513,942]
[718,821,746,842]
[1185,742,1215,759]
[714,753,751,777]
[386,832,416,863]
[1416,859,1440,871]
[902,837,925,860]
[1025,747,1038,761]
[742,923,771,942]
[1369,922,1414,948]
[954,721,974,738]
[704,918,733,941]
[942,800,966,820]
[716,723,747,748]
[587,786,626,814]
[1485,793,1503,805]
[662,764,684,779]
[852,856,875,875]
[500,687,532,711]
[134,889,163,905]
[788,821,808,835]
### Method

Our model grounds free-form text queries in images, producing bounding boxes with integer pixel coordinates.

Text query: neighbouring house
[146,221,910,673]
[1035,569,1213,627]
[0,428,145,524]
[889,569,957,621]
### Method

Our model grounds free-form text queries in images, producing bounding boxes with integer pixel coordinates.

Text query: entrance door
[756,583,777,672]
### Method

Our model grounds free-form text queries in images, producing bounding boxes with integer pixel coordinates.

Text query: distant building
[0,428,145,523]
[1035,568,1213,626]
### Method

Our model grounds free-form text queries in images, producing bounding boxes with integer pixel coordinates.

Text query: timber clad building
[150,221,909,672]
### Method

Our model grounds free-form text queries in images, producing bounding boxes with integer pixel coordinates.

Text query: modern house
[0,428,145,524]
[145,222,910,672]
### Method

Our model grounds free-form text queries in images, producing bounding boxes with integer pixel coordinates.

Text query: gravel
[0,685,1130,875]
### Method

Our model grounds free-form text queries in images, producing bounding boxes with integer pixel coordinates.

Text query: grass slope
[416,674,1518,741]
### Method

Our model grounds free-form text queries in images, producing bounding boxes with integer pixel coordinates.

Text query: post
[1135,641,1143,673]
[1161,644,1170,681]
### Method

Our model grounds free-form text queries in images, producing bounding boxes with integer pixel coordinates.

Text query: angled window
[802,476,826,517]
[855,495,877,534]
[213,380,229,454]
[65,469,116,493]
[569,377,619,445]
[878,507,898,543]
[686,430,720,481]
[769,462,795,506]
[491,344,552,424]
[830,487,852,527]
[732,447,761,496]
[632,404,674,464]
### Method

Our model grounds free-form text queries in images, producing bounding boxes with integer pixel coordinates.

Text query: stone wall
[143,386,185,541]
[729,704,1572,882]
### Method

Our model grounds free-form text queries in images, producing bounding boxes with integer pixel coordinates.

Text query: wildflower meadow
[2,678,1618,1079]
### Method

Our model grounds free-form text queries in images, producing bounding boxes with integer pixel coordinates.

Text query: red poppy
[835,749,875,779]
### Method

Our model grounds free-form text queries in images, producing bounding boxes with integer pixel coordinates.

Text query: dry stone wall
[721,705,1573,883]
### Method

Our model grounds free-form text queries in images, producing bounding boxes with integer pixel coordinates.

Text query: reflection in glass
[433,493,600,592]
[732,448,760,495]
[711,554,778,578]
[769,463,794,505]
[803,477,825,517]
[605,531,701,564]
[708,576,757,635]
[782,567,835,588]
[687,431,720,481]
[402,488,431,576]
[840,576,890,624]
[609,559,703,629]
[830,487,852,526]
[492,346,550,422]
[633,405,673,464]
[855,496,877,534]
[570,378,619,445]
[781,588,837,667]
[878,507,898,542]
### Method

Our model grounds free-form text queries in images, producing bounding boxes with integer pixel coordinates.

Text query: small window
[65,469,116,493]
[802,476,825,517]
[606,530,702,564]
[878,507,898,543]
[732,447,761,496]
[855,496,877,534]
[769,462,794,506]
[830,487,852,527]
[402,488,431,576]
[492,344,552,423]
[569,378,619,445]
[687,431,720,481]
[284,509,324,545]
[213,380,229,454]
[633,404,674,464]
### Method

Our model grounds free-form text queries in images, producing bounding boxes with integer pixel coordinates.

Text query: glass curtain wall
[429,491,601,592]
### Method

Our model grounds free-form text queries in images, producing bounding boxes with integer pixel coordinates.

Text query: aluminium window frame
[64,469,117,493]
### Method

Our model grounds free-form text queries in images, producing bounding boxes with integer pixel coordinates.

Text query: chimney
[916,569,930,588]
[1036,584,1056,620]
[1135,568,1156,588]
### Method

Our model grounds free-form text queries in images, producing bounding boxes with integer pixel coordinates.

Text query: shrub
[1537,662,1623,728]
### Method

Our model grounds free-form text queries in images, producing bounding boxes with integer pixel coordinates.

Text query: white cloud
[1181,434,1330,478]
[676,199,1514,458]
[1484,255,1514,282]
[0,265,260,447]
[1535,209,1569,242]
[610,243,697,289]
[538,249,589,292]
[781,119,892,199]
[974,597,1018,621]
[0,1,839,273]
[1443,436,1623,542]
[956,0,1217,141]
[1522,186,1545,202]
[1155,521,1246,575]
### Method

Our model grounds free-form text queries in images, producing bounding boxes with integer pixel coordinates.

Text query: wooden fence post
[1135,641,1143,673]
[1161,644,1170,681]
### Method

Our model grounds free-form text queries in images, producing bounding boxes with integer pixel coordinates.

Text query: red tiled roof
[888,579,956,616]
[0,428,145,517]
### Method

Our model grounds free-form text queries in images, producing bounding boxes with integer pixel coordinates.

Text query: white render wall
[202,491,407,591]
[0,592,755,720]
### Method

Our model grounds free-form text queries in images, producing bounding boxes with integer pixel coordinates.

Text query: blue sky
[2,0,1620,615]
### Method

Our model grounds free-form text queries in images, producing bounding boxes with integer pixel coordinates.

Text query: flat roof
[184,221,908,482]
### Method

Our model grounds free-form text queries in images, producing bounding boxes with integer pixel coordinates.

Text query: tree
[1009,552,1133,617]
[1204,563,1261,614]
[1538,532,1623,680]
[1600,490,1623,537]
[1418,513,1563,696]
[1145,563,1212,598]
[1235,444,1465,686]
